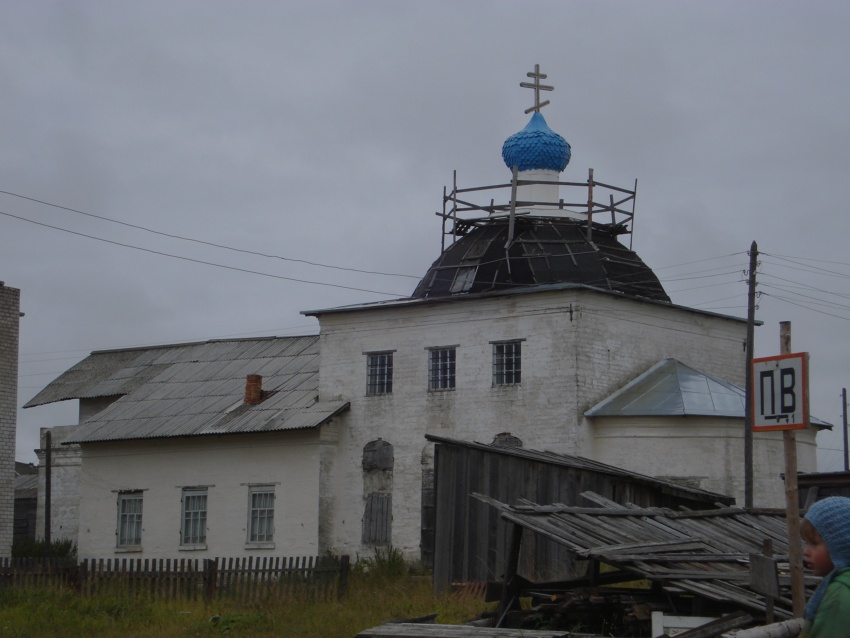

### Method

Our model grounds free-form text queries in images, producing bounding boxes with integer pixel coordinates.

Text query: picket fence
[0,554,350,603]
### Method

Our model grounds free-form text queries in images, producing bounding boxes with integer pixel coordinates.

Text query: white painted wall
[313,287,750,560]
[593,415,819,508]
[76,431,322,559]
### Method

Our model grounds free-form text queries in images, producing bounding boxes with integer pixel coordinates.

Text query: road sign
[752,352,809,431]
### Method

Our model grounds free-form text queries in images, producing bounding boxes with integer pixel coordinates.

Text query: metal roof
[585,358,832,427]
[477,491,817,620]
[411,217,670,301]
[585,358,746,418]
[426,434,734,505]
[303,281,752,327]
[27,336,348,445]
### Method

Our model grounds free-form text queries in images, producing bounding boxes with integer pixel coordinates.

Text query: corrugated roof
[585,358,832,427]
[27,335,348,444]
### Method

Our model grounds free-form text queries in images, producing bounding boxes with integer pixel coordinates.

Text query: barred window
[117,491,143,548]
[493,341,522,386]
[366,352,393,396]
[428,347,456,391]
[181,488,207,546]
[248,487,274,543]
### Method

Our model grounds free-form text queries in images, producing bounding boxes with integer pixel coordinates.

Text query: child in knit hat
[800,496,850,637]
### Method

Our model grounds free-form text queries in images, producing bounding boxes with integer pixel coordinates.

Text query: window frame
[247,485,275,547]
[116,491,143,551]
[180,487,208,549]
[492,339,523,386]
[365,350,394,396]
[427,346,457,391]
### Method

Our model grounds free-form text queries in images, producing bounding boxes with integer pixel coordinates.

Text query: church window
[428,346,456,391]
[181,488,207,547]
[366,351,394,396]
[117,491,143,549]
[362,493,392,544]
[492,340,522,386]
[362,439,393,545]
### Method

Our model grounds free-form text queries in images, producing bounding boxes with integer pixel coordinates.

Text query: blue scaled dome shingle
[501,111,571,172]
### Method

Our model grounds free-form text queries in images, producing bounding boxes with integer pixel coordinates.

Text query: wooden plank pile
[473,491,816,636]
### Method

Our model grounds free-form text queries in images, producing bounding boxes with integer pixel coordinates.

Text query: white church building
[26,68,820,562]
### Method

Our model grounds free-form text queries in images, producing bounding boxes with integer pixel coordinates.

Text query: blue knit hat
[803,496,850,619]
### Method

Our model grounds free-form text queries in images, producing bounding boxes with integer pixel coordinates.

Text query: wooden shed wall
[432,442,724,591]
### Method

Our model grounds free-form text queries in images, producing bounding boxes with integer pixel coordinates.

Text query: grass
[0,553,492,637]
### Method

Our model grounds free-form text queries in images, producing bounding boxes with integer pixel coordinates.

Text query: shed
[797,470,850,506]
[428,435,733,592]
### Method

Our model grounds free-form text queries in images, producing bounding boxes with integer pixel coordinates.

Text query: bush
[12,538,77,559]
[355,546,408,579]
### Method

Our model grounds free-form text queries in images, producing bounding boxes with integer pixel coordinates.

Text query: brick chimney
[244,374,263,405]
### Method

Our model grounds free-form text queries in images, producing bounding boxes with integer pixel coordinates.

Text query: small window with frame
[492,340,522,386]
[181,488,208,548]
[247,486,275,546]
[427,346,456,391]
[117,491,143,550]
[366,351,394,396]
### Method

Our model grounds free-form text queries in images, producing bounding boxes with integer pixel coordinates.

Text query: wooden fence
[0,555,350,603]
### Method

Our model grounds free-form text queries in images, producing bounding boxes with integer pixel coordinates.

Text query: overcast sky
[3,1,850,472]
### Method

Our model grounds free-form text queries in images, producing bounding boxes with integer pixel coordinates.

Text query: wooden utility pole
[843,388,848,472]
[44,430,51,545]
[744,241,758,509]
[780,322,805,617]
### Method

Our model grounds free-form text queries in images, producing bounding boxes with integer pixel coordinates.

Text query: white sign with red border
[751,352,809,431]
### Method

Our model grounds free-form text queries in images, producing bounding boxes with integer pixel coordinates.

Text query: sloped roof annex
[25,335,348,444]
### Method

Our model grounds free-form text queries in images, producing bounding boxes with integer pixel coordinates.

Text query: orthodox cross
[520,64,554,114]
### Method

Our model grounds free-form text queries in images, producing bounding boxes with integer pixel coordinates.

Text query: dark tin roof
[426,434,733,505]
[411,217,670,301]
[26,335,349,445]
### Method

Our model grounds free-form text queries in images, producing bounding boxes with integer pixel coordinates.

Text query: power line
[0,209,408,297]
[0,189,420,279]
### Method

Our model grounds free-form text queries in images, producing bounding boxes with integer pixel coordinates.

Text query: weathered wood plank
[355,624,577,638]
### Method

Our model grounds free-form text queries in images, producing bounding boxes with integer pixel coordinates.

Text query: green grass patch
[0,568,491,637]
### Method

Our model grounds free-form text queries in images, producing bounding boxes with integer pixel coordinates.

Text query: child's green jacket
[803,568,850,638]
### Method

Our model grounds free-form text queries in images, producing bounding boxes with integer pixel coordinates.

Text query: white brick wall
[594,415,817,507]
[313,288,751,560]
[0,284,20,556]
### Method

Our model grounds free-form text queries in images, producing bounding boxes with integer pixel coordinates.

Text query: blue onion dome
[501,111,571,172]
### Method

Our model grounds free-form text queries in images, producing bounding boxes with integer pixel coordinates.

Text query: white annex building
[27,68,822,561]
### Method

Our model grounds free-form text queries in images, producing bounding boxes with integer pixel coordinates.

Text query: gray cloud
[4,0,850,471]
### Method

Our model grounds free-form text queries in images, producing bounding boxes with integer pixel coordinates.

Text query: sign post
[752,322,807,616]
[752,352,809,432]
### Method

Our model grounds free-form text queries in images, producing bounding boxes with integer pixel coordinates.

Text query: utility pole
[44,430,51,546]
[843,388,848,472]
[744,241,758,509]
[780,322,805,617]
